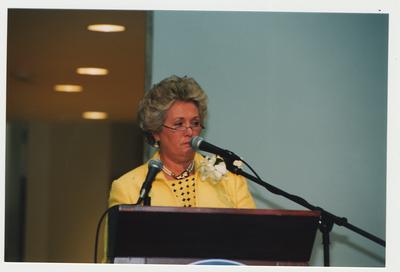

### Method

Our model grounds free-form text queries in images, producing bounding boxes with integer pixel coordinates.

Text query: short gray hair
[138,75,208,145]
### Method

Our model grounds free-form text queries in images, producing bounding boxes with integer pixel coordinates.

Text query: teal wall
[151,11,387,266]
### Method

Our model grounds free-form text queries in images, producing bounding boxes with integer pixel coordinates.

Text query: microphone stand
[136,195,151,206]
[224,158,385,267]
[135,190,151,206]
[143,196,151,206]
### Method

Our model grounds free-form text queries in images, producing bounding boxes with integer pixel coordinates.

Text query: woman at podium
[108,75,255,209]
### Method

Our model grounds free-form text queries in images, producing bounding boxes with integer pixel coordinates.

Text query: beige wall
[25,122,51,261]
[23,122,142,262]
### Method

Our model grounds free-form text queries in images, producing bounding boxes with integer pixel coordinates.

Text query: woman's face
[153,100,202,163]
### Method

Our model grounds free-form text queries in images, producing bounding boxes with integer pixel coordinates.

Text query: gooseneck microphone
[190,136,241,160]
[137,159,163,206]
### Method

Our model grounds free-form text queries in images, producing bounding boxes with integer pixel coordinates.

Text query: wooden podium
[107,205,320,265]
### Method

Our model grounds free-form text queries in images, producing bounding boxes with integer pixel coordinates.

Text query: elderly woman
[108,75,255,208]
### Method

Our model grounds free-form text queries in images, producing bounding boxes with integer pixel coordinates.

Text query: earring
[153,141,160,148]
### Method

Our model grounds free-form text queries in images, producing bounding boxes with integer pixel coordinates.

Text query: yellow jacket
[109,152,256,209]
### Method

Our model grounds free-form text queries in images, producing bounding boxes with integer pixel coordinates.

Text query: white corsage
[198,154,228,183]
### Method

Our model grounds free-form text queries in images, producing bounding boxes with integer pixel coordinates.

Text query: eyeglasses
[162,121,204,132]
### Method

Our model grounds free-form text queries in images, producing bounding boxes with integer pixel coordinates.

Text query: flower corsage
[198,154,228,184]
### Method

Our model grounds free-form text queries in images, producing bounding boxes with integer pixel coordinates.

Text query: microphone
[190,136,241,160]
[137,159,163,205]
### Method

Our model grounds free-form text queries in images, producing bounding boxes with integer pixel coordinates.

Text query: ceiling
[6,9,148,122]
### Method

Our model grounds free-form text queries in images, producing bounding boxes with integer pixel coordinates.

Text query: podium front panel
[107,205,320,264]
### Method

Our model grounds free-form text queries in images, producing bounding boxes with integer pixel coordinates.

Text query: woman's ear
[153,132,160,143]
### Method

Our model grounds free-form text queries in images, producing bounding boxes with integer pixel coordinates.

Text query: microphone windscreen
[148,159,163,169]
[190,136,203,150]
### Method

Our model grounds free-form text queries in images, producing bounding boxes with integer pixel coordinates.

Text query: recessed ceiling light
[87,24,126,32]
[82,111,108,120]
[76,67,109,76]
[54,84,83,93]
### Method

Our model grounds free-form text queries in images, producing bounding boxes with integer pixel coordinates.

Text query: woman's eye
[191,121,200,127]
[174,122,184,127]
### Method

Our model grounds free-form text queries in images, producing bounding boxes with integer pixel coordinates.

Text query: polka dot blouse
[167,175,196,207]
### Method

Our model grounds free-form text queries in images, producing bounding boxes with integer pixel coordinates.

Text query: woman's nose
[184,126,193,136]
